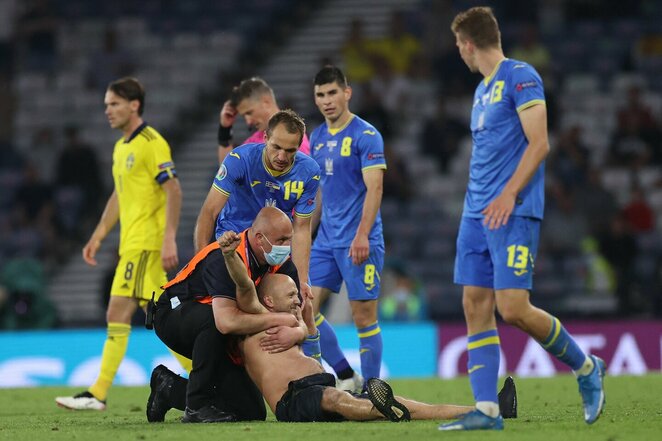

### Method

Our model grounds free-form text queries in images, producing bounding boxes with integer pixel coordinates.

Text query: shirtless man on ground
[218,228,504,422]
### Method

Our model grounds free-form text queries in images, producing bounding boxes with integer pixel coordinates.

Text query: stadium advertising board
[438,321,662,378]
[0,323,437,387]
[4,320,658,387]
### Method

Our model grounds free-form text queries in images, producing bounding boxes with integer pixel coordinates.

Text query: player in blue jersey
[211,141,319,239]
[194,109,321,347]
[439,8,606,431]
[308,66,386,393]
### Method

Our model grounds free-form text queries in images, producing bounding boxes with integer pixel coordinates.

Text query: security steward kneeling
[148,206,307,423]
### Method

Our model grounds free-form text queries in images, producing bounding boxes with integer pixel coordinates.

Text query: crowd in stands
[0,124,104,328]
[1,0,661,328]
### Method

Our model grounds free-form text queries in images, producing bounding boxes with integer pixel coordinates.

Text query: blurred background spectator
[0,257,57,329]
[510,24,551,79]
[85,26,135,92]
[419,96,465,174]
[341,18,375,86]
[379,259,427,322]
[15,0,59,74]
[54,125,104,241]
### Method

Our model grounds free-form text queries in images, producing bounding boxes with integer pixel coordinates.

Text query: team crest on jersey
[264,198,277,207]
[265,181,281,192]
[126,153,135,170]
[325,158,333,175]
[326,140,337,152]
[216,164,227,180]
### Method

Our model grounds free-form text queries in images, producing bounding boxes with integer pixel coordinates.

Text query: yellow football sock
[169,348,192,373]
[88,322,131,401]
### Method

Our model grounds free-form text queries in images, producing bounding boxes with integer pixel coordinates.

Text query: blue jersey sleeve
[293,168,321,218]
[212,151,245,196]
[358,130,387,171]
[509,64,545,113]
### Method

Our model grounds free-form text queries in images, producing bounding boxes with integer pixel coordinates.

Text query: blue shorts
[454,216,540,290]
[309,244,384,301]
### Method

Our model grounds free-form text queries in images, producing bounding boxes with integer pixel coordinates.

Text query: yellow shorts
[110,250,167,307]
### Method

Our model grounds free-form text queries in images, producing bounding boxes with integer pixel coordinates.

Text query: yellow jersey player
[55,77,186,411]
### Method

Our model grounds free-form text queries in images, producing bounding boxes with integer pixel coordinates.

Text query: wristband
[217,124,233,146]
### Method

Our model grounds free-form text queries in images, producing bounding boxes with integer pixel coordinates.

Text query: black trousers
[153,294,266,421]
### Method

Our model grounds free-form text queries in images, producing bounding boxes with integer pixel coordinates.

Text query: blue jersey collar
[483,58,507,87]
[327,113,354,136]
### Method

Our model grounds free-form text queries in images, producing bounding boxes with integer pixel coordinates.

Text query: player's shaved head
[258,273,300,313]
[257,273,297,308]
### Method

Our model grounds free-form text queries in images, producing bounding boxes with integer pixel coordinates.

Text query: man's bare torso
[240,331,324,412]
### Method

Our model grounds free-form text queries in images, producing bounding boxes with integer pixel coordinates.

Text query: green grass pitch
[1,375,661,440]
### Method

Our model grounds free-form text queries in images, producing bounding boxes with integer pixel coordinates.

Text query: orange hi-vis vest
[162,229,285,304]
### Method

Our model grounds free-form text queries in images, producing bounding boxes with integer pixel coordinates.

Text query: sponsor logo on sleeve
[516,81,537,92]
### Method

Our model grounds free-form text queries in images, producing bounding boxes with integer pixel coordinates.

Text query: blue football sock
[358,321,383,380]
[301,329,321,362]
[316,313,352,376]
[467,329,500,404]
[540,315,586,371]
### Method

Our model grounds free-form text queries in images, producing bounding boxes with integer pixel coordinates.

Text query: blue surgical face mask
[261,234,291,266]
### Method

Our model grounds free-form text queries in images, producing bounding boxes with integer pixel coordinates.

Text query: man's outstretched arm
[218,231,266,314]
